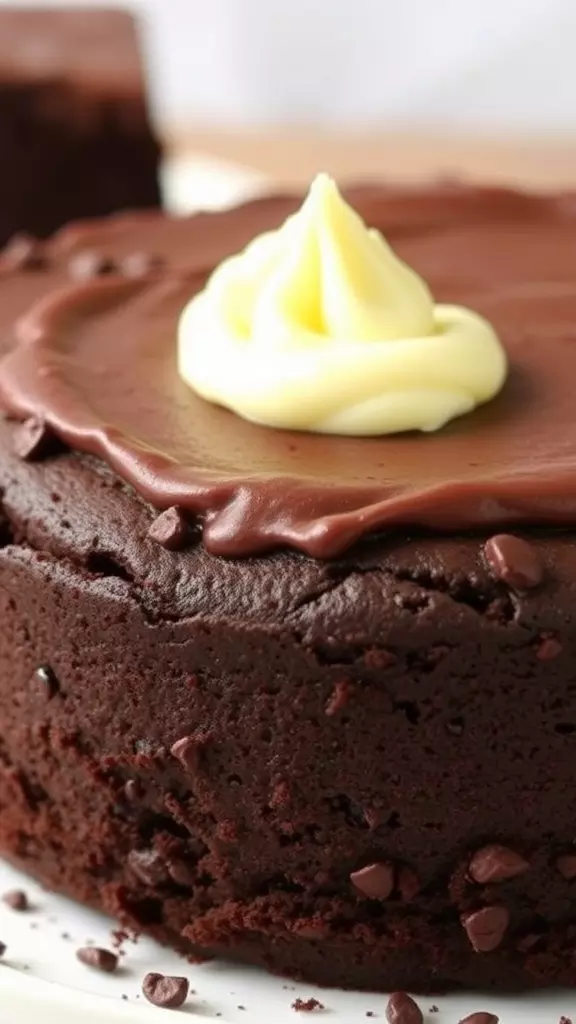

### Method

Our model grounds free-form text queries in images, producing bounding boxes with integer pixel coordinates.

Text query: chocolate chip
[167,858,196,887]
[13,417,55,461]
[469,844,529,884]
[128,848,170,887]
[32,665,59,700]
[2,889,28,911]
[556,853,576,879]
[148,507,189,550]
[484,534,544,591]
[462,905,509,952]
[350,862,394,900]
[76,946,118,973]
[537,635,563,660]
[516,932,541,952]
[171,734,204,773]
[142,972,189,1009]
[0,942,6,957]
[325,679,351,716]
[3,233,45,270]
[68,251,115,280]
[123,779,142,802]
[397,867,420,902]
[385,991,423,1024]
[458,1015,499,1024]
[121,252,164,278]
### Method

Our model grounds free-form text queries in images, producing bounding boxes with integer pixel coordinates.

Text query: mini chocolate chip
[3,233,45,270]
[32,665,59,700]
[69,250,115,280]
[121,252,164,278]
[537,636,563,660]
[462,905,509,952]
[123,779,141,801]
[171,734,205,773]
[350,862,394,900]
[167,858,196,887]
[0,941,6,957]
[76,946,118,973]
[2,889,28,911]
[148,507,189,550]
[397,867,420,902]
[556,853,576,879]
[516,932,541,952]
[385,991,423,1024]
[13,417,55,461]
[458,1015,499,1024]
[325,679,351,716]
[142,972,189,1009]
[469,844,529,884]
[128,848,170,887]
[484,534,544,591]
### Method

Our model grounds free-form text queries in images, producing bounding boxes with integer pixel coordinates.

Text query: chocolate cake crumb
[0,941,6,957]
[76,946,118,973]
[142,972,189,1009]
[559,1017,573,1024]
[429,1007,439,1014]
[292,997,325,1012]
[2,889,29,911]
[385,991,423,1024]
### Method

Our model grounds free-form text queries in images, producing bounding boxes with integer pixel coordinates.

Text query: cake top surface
[0,7,144,93]
[1,183,576,558]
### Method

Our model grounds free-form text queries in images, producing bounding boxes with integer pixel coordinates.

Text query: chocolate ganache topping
[1,184,576,557]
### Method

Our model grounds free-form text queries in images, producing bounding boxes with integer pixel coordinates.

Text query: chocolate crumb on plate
[429,1007,439,1014]
[142,972,189,1009]
[559,1017,573,1024]
[0,941,6,957]
[292,997,325,1012]
[458,1014,499,1024]
[2,889,29,911]
[76,946,118,973]
[385,991,423,1024]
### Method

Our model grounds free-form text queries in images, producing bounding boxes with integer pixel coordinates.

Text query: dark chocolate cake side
[0,188,576,992]
[0,8,160,246]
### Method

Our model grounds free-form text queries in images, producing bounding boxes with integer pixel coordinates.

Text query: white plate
[0,860,575,1024]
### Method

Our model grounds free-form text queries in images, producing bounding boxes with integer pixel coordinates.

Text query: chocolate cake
[1,184,576,993]
[0,8,160,246]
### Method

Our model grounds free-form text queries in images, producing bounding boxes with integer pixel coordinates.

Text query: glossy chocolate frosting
[1,184,576,557]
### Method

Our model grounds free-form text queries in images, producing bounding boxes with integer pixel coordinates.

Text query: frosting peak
[178,174,507,436]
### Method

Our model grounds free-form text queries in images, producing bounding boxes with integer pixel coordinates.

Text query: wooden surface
[166,129,576,189]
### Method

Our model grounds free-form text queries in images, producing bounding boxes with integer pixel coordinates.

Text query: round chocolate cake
[1,184,576,992]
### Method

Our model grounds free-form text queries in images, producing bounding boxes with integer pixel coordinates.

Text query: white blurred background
[3,0,576,135]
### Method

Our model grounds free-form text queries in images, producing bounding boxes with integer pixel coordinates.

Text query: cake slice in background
[0,7,161,246]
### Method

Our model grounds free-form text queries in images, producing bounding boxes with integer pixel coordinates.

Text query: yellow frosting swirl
[178,174,507,435]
